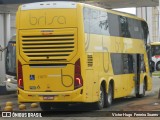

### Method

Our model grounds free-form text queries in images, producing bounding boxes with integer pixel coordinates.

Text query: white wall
[0,13,5,87]
[137,7,159,42]
[0,12,16,87]
[10,13,16,38]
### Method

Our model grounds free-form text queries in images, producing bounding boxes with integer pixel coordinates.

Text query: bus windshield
[6,41,16,76]
[151,45,160,56]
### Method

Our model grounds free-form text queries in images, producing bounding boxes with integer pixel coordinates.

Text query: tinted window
[111,53,124,75]
[119,16,131,38]
[111,53,134,75]
[108,13,120,36]
[123,54,129,73]
[128,54,134,73]
[140,54,146,72]
[133,20,144,39]
[83,7,149,42]
[141,21,149,44]
[128,18,136,38]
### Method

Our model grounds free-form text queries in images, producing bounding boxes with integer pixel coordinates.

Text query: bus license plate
[43,96,54,100]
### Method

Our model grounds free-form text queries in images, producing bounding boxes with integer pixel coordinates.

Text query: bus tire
[93,85,105,110]
[105,83,113,107]
[39,102,52,111]
[53,103,69,109]
[156,61,160,71]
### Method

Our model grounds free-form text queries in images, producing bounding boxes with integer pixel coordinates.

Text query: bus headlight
[7,78,11,82]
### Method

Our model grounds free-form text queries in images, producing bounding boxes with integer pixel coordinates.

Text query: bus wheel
[105,83,113,107]
[156,61,160,71]
[39,102,52,111]
[53,103,69,109]
[94,85,105,110]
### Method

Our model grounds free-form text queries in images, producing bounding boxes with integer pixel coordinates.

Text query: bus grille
[21,31,76,62]
[87,54,93,67]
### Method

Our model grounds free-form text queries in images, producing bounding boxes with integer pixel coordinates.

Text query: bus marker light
[76,78,82,85]
[18,61,24,89]
[74,59,83,89]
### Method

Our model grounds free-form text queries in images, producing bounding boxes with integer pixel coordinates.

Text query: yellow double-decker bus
[16,1,152,110]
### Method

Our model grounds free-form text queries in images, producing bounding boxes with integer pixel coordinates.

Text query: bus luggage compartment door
[22,64,74,92]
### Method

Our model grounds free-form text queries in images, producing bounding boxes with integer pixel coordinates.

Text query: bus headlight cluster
[7,78,11,82]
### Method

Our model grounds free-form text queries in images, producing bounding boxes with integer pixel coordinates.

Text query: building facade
[137,7,159,42]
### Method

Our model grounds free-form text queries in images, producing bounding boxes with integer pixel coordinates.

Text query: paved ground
[0,76,160,119]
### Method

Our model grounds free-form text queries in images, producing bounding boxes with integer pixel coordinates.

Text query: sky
[114,8,136,15]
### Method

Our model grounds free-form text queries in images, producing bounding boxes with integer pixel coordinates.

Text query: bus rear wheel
[105,83,113,107]
[39,102,52,111]
[53,103,69,109]
[94,85,105,110]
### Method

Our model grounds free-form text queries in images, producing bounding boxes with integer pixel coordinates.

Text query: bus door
[133,54,141,95]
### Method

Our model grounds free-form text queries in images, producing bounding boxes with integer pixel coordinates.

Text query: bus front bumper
[18,88,84,103]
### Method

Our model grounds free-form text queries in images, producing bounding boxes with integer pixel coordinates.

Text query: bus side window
[128,54,134,73]
[140,55,146,72]
[119,16,131,38]
[123,54,134,74]
[123,54,129,74]
[141,21,149,44]
[108,13,120,36]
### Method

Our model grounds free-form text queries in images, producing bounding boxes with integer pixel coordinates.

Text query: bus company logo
[29,13,66,25]
[2,112,11,117]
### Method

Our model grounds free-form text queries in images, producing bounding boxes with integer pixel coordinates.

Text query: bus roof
[20,1,77,10]
[82,3,144,21]
[19,1,144,22]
